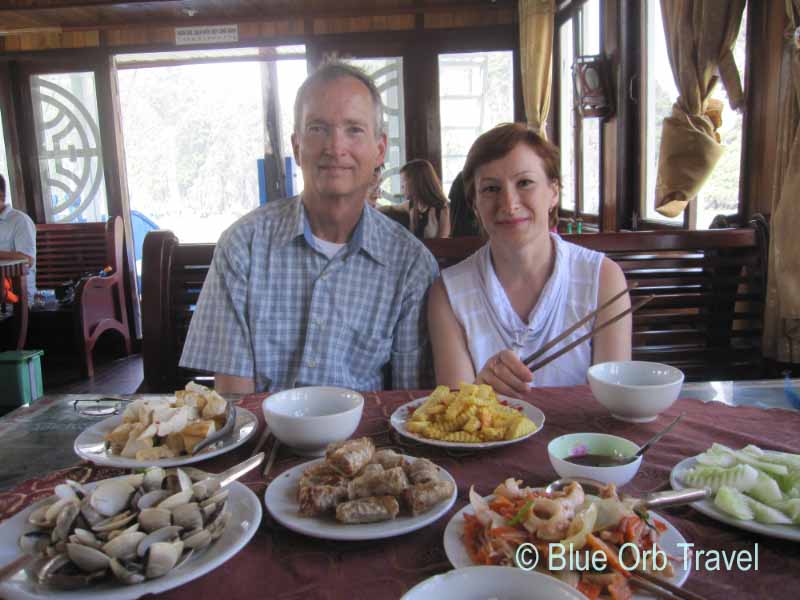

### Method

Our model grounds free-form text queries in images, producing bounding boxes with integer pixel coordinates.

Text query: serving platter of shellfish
[0,467,261,599]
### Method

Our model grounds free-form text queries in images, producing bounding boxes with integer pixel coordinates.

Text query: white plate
[443,497,691,599]
[264,455,457,541]
[401,566,584,600]
[73,407,258,468]
[671,455,800,542]
[390,396,545,449]
[0,480,262,600]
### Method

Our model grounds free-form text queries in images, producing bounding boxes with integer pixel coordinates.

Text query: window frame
[554,0,604,231]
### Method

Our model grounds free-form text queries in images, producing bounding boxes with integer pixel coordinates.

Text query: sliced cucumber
[745,496,793,525]
[773,499,800,523]
[696,450,736,467]
[748,471,784,506]
[710,443,789,477]
[743,445,800,470]
[714,486,754,520]
[684,464,759,493]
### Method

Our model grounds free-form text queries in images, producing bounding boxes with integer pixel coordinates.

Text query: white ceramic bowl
[548,432,642,487]
[587,360,684,423]
[262,386,364,456]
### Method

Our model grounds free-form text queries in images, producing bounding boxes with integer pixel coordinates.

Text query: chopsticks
[250,423,272,458]
[523,291,654,374]
[263,440,280,477]
[632,570,709,600]
[522,283,638,368]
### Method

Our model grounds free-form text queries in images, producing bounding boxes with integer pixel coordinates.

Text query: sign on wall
[175,25,239,46]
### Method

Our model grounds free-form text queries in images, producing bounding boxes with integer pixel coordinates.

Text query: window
[438,51,514,194]
[116,47,307,243]
[642,0,746,229]
[31,72,109,223]
[0,107,10,206]
[343,57,405,205]
[557,0,602,224]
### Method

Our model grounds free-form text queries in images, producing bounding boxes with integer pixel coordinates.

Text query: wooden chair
[424,220,768,381]
[142,221,767,390]
[34,216,132,377]
[142,230,214,392]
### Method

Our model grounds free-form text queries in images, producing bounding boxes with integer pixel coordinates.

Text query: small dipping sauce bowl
[547,432,642,487]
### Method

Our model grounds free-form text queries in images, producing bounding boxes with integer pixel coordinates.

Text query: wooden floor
[44,353,144,395]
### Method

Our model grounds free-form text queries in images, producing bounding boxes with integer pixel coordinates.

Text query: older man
[0,174,36,303]
[180,62,438,393]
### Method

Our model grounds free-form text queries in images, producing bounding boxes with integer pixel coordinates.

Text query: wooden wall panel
[424,8,514,29]
[313,15,415,35]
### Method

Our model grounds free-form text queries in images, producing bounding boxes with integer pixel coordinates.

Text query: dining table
[0,258,29,350]
[0,379,799,599]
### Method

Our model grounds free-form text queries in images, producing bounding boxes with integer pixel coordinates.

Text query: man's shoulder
[218,196,299,247]
[369,207,436,268]
[1,207,34,227]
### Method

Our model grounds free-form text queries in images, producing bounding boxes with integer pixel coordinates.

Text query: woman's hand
[475,349,533,398]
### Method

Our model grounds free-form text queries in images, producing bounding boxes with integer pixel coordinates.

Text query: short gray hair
[293,60,385,138]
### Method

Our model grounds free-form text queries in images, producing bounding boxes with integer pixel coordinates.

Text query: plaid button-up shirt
[180,196,439,392]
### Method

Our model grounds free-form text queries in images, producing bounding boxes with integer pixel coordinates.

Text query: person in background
[427,123,631,397]
[0,174,36,304]
[180,61,438,394]
[400,159,451,239]
[447,171,480,237]
[366,164,383,208]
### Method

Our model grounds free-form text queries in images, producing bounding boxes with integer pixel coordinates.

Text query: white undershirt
[310,232,346,259]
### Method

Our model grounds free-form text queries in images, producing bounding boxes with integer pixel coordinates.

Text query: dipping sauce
[564,453,635,467]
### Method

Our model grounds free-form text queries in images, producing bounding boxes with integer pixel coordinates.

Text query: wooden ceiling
[0,0,513,34]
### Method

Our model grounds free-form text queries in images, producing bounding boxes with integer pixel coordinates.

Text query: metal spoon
[180,451,265,486]
[634,412,685,459]
[545,477,708,509]
[190,401,237,455]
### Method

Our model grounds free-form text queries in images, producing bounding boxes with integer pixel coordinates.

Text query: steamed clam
[17,467,231,588]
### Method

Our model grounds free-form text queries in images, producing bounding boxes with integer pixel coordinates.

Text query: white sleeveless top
[441,233,604,387]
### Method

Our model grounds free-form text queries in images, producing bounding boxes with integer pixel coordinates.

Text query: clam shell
[143,467,166,492]
[191,478,220,501]
[92,510,136,533]
[90,480,135,517]
[27,498,58,527]
[70,528,101,549]
[181,528,211,550]
[137,525,183,558]
[138,507,172,533]
[157,490,193,510]
[18,531,52,557]
[51,502,80,543]
[109,557,145,585]
[101,531,146,560]
[171,503,203,531]
[66,542,110,572]
[145,540,183,579]
[137,489,169,510]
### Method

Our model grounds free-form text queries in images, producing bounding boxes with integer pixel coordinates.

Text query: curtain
[518,0,555,135]
[655,0,746,217]
[764,0,800,363]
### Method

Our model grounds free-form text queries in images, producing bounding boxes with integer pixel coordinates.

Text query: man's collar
[281,196,389,266]
[0,204,11,220]
[272,197,305,247]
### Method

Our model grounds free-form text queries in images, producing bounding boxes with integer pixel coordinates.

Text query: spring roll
[405,457,439,484]
[403,480,455,515]
[326,437,375,477]
[359,463,384,478]
[347,466,409,500]
[370,449,407,469]
[336,495,400,524]
[298,483,349,517]
[299,461,346,488]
